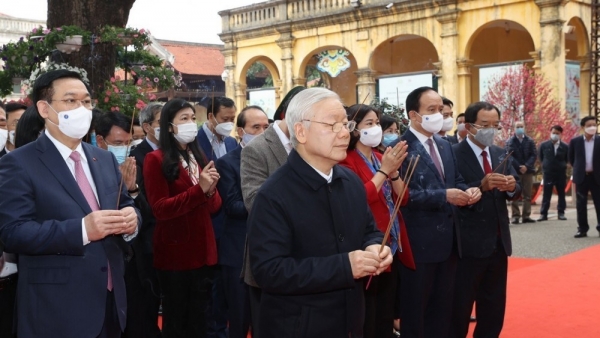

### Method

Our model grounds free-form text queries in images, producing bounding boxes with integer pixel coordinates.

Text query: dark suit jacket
[143,149,221,270]
[453,141,521,258]
[197,126,237,241]
[215,145,248,268]
[248,150,383,338]
[0,148,6,158]
[444,135,458,145]
[539,139,568,179]
[0,134,140,338]
[339,150,415,270]
[506,134,537,174]
[569,135,600,185]
[393,130,469,263]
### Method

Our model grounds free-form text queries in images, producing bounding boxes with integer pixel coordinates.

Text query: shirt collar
[45,129,87,163]
[146,137,159,150]
[466,136,489,158]
[202,122,222,144]
[409,126,433,145]
[307,163,333,183]
[272,120,292,153]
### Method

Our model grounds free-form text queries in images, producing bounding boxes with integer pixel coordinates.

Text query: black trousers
[248,285,262,338]
[97,291,121,338]
[364,257,399,338]
[222,265,251,338]
[123,255,162,338]
[157,267,213,338]
[0,274,17,338]
[207,266,228,338]
[539,175,567,216]
[400,253,458,338]
[575,174,600,233]
[450,242,508,338]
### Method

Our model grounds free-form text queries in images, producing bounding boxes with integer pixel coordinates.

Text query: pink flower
[32,28,37,33]
[141,66,147,71]
[43,29,50,35]
[110,77,115,83]
[104,97,109,103]
[114,88,119,93]
[106,90,112,96]
[131,70,136,76]
[115,106,120,111]
[56,27,62,31]
[145,77,150,81]
[133,34,139,38]
[136,79,142,85]
[149,94,157,100]
[139,29,146,34]
[110,107,116,112]
[135,99,147,110]
[154,78,159,83]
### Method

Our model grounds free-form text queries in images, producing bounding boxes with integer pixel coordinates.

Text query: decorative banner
[565,62,581,125]
[316,50,351,77]
[248,88,276,119]
[378,73,434,108]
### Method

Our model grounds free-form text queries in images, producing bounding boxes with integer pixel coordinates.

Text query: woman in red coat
[340,104,415,338]
[144,98,222,338]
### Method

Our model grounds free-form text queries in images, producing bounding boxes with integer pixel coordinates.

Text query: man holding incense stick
[391,86,481,338]
[450,101,520,338]
[247,88,392,337]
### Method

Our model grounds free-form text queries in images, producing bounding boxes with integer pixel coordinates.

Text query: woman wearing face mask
[143,98,222,338]
[339,104,415,338]
[378,115,401,154]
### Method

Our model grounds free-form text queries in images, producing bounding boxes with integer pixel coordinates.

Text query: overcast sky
[1,0,259,44]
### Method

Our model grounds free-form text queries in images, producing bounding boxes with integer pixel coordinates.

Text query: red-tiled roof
[158,40,225,76]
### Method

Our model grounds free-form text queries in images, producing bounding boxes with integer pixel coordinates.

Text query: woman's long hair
[159,98,207,182]
[273,86,306,121]
[15,106,45,148]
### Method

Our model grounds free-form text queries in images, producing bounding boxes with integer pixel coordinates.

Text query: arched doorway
[238,56,281,119]
[298,46,358,105]
[565,17,590,120]
[466,20,535,102]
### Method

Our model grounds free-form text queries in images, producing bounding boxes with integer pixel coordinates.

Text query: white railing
[0,17,45,36]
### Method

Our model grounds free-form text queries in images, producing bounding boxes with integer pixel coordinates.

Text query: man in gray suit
[240,87,305,336]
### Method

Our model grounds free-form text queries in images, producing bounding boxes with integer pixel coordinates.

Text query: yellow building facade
[219,0,591,118]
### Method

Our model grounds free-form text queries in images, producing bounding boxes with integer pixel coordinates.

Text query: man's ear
[37,101,49,119]
[295,122,307,145]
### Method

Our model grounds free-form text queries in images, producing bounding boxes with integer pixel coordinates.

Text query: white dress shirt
[410,127,445,175]
[273,120,293,154]
[146,137,159,151]
[585,135,595,172]
[466,137,491,171]
[202,122,227,159]
[0,252,18,277]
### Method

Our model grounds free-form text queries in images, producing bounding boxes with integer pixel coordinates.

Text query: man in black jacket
[506,120,537,224]
[451,101,520,338]
[568,116,600,238]
[537,125,569,221]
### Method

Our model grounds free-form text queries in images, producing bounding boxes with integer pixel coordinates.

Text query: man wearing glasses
[247,87,392,337]
[0,69,139,338]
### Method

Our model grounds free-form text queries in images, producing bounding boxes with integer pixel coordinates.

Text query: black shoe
[574,231,588,238]
[511,217,520,224]
[470,316,477,322]
[537,216,548,221]
[522,218,537,223]
[558,214,567,221]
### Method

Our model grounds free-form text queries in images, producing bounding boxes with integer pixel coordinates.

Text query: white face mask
[358,125,383,148]
[417,112,444,134]
[8,130,15,145]
[550,134,560,142]
[131,139,143,147]
[172,122,198,144]
[213,116,234,137]
[241,130,261,146]
[0,128,7,151]
[457,123,466,132]
[441,117,454,132]
[585,126,597,136]
[154,127,160,141]
[47,104,93,140]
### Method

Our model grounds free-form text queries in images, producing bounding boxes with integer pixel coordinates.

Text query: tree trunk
[47,0,136,97]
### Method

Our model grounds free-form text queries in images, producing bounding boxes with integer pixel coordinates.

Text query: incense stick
[350,89,371,122]
[479,151,514,189]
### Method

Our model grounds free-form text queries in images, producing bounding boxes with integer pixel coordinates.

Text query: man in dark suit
[215,106,269,338]
[569,116,600,238]
[506,120,537,224]
[392,87,481,338]
[198,96,238,338]
[248,87,392,337]
[538,125,569,221]
[0,102,27,158]
[447,113,467,144]
[0,69,140,338]
[450,101,520,338]
[123,102,163,338]
[439,97,457,144]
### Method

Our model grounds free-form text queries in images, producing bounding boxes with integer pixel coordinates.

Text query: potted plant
[100,26,151,49]
[97,76,156,116]
[43,25,91,54]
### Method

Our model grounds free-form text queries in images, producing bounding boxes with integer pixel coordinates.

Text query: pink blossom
[114,88,119,93]
[110,77,115,83]
[136,79,142,85]
[32,28,37,33]
[139,29,146,34]
[133,34,139,38]
[115,107,120,111]
[56,27,62,31]
[131,70,136,76]
[149,94,157,100]
[104,97,109,103]
[43,29,50,35]
[106,90,112,96]
[141,66,147,71]
[154,78,159,83]
[110,107,116,112]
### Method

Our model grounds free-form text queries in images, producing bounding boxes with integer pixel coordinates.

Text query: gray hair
[285,87,341,147]
[139,102,164,125]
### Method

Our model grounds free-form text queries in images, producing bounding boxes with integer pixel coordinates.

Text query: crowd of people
[0,68,598,338]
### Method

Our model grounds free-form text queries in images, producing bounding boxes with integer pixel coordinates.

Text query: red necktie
[70,151,112,291]
[482,150,492,175]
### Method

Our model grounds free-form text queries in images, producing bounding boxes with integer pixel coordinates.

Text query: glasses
[49,99,95,110]
[470,123,502,131]
[10,119,19,127]
[302,119,356,133]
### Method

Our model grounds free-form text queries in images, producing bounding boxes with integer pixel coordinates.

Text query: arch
[565,16,589,60]
[238,55,281,87]
[297,46,358,105]
[369,34,440,75]
[465,20,535,102]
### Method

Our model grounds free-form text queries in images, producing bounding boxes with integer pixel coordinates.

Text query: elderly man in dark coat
[247,87,393,338]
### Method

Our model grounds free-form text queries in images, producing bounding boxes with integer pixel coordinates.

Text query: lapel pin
[93,157,97,161]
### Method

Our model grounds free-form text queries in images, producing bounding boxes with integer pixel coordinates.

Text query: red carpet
[469,245,600,337]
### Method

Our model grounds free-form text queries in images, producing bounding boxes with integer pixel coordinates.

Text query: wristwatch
[128,184,139,194]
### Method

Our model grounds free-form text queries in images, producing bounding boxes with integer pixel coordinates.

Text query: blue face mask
[90,131,97,147]
[107,145,130,165]
[382,133,399,147]
[515,127,525,136]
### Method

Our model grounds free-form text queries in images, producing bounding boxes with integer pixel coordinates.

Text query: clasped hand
[446,187,482,206]
[84,206,137,241]
[481,173,516,192]
[349,244,393,279]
